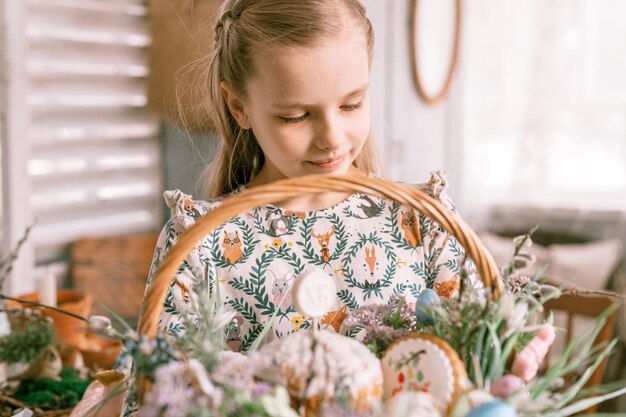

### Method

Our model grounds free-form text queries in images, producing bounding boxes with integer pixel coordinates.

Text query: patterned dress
[143,172,468,352]
[121,172,468,415]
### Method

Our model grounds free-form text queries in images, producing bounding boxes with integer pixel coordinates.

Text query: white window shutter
[3,0,162,292]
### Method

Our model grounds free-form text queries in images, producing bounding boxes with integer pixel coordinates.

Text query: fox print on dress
[321,308,348,332]
[364,246,377,277]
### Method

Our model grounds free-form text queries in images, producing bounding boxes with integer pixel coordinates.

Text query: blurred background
[0,0,624,312]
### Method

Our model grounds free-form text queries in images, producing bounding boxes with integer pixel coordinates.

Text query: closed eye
[280,114,308,124]
[341,100,363,111]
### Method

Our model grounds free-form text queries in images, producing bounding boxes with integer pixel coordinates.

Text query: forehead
[245,33,370,106]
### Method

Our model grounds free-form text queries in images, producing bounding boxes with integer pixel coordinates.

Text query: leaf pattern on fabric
[144,175,469,354]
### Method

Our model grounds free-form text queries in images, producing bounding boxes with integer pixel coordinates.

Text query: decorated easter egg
[291,269,337,318]
[381,334,468,415]
[449,389,493,417]
[415,288,441,324]
[465,400,518,417]
[386,391,442,417]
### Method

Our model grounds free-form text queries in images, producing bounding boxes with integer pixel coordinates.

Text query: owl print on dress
[311,226,335,263]
[182,197,202,219]
[222,231,243,264]
[400,210,421,248]
[269,270,292,310]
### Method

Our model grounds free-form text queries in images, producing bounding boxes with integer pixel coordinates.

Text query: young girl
[115,1,468,414]
[147,0,465,352]
[152,0,463,352]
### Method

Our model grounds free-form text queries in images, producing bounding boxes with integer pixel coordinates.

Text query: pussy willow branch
[0,294,90,323]
[502,224,539,280]
[561,288,626,299]
[0,223,35,290]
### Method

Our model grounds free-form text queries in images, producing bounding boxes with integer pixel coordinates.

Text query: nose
[314,112,343,151]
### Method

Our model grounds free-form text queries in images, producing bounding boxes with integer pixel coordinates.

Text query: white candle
[0,312,10,336]
[37,271,57,307]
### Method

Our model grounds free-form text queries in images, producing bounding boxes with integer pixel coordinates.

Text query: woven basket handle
[138,174,501,339]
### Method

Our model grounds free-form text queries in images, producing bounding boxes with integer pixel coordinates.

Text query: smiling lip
[309,155,346,170]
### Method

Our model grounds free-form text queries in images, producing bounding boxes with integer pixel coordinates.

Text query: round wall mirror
[410,0,461,105]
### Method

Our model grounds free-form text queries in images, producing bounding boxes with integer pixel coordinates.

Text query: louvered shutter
[4,0,162,290]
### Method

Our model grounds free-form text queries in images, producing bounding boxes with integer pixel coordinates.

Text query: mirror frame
[409,0,462,105]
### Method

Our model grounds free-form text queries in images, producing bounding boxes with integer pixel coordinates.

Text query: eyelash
[279,101,363,124]
[280,114,307,124]
[341,101,363,111]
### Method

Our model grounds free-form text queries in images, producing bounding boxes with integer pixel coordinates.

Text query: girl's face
[224,32,371,184]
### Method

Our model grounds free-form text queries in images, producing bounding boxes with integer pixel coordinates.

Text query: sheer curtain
[460,0,626,216]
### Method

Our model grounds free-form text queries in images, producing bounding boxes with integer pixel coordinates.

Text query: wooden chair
[71,233,159,326]
[543,292,618,414]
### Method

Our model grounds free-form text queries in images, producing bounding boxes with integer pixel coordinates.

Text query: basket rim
[134,173,503,403]
[137,173,502,340]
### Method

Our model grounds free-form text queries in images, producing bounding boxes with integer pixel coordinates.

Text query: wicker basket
[135,174,502,401]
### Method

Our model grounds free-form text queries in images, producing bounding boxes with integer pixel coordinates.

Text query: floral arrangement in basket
[83,229,624,417]
[3,176,626,417]
[345,227,626,417]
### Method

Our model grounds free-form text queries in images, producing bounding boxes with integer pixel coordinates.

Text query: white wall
[362,0,463,203]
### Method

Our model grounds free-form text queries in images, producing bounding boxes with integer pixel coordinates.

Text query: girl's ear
[220,82,251,129]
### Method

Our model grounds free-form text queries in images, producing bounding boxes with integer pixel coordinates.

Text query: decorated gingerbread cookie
[381,334,469,415]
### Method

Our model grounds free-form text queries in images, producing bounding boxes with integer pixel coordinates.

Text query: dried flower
[141,361,200,417]
[260,386,300,417]
[187,358,223,405]
[513,234,533,250]
[507,274,531,294]
[213,307,237,332]
[88,315,112,333]
[138,339,154,356]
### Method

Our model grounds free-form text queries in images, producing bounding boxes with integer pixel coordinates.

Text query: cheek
[274,126,313,153]
[352,113,371,143]
[352,103,371,141]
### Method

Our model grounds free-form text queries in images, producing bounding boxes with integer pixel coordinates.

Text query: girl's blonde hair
[193,0,382,198]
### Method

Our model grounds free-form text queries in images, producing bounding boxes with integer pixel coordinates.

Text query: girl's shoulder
[163,187,244,232]
[395,170,457,212]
